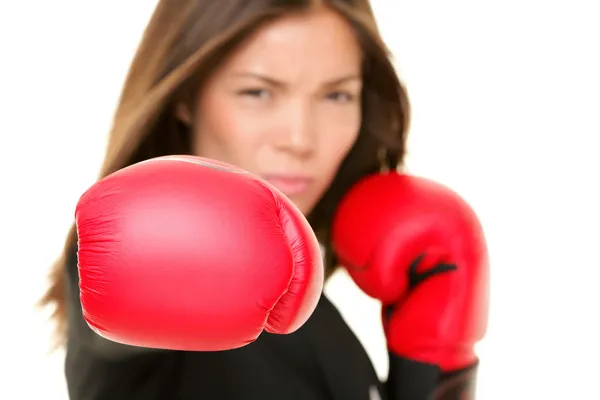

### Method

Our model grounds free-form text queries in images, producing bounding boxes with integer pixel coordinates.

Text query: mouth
[262,174,313,197]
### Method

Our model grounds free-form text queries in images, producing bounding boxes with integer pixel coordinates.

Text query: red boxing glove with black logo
[332,172,489,399]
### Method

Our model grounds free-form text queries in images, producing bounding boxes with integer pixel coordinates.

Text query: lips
[263,175,313,196]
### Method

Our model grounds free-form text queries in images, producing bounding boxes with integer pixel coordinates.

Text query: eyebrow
[232,72,362,87]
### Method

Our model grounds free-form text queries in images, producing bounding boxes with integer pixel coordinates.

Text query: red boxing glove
[332,172,489,396]
[75,155,323,351]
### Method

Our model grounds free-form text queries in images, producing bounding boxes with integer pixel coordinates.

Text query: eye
[238,88,271,99]
[326,91,355,103]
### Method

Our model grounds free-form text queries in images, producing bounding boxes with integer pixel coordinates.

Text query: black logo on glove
[408,254,457,289]
[383,254,457,322]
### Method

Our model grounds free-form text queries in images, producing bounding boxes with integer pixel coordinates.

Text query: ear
[174,101,193,125]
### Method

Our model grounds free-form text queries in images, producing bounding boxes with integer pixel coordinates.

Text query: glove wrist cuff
[386,352,479,399]
[386,352,441,399]
[433,363,479,400]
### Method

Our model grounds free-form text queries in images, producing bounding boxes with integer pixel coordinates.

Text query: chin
[287,197,310,216]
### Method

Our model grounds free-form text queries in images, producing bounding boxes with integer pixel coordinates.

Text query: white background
[1,1,599,399]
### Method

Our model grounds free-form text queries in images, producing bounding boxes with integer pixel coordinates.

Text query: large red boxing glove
[332,172,489,399]
[75,155,323,351]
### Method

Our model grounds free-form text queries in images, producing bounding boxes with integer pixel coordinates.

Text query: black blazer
[64,246,386,400]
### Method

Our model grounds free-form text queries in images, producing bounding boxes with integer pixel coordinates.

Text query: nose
[275,101,316,158]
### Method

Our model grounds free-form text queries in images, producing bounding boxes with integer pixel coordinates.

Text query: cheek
[303,105,361,207]
[316,105,361,173]
[193,91,267,168]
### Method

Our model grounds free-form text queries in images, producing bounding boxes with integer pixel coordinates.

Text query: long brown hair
[40,0,410,347]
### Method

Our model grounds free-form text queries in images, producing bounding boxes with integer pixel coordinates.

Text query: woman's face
[178,9,363,215]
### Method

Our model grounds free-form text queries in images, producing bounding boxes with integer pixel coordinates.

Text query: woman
[41,0,412,399]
